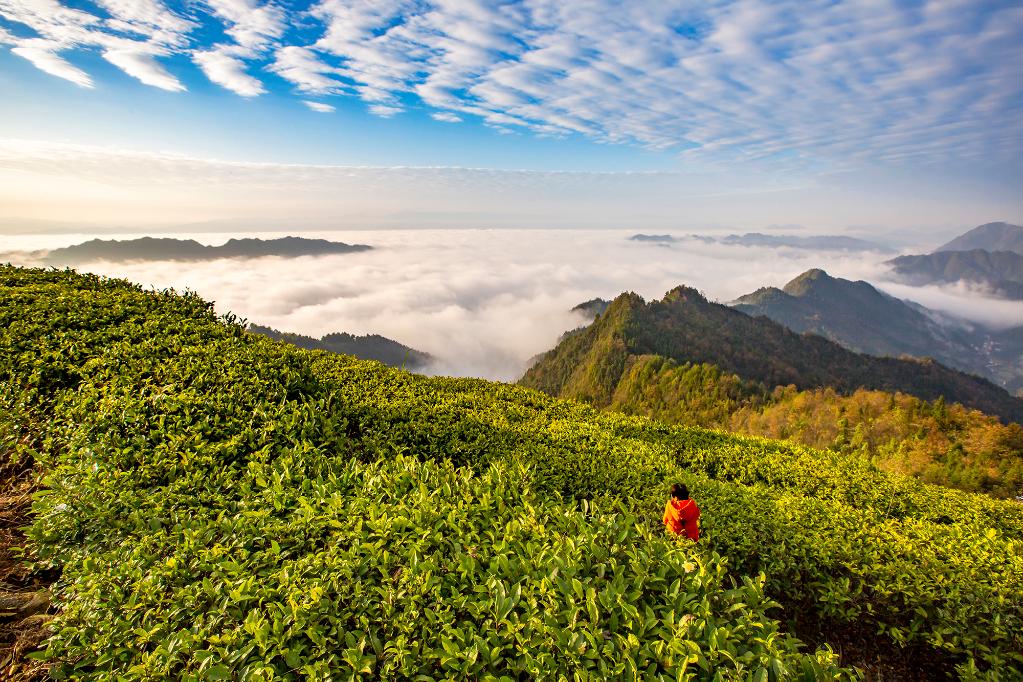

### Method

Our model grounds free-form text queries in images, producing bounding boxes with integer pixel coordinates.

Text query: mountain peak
[524,280,1023,423]
[662,285,707,304]
[935,222,1023,255]
[782,268,834,296]
[803,267,827,277]
[731,286,789,306]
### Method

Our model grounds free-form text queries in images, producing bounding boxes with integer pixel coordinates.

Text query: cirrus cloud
[303,100,335,113]
[11,39,94,87]
[193,45,265,96]
[102,45,184,91]
[0,0,1021,168]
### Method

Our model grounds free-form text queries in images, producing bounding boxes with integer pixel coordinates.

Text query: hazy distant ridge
[731,268,1022,393]
[719,233,893,252]
[628,234,675,243]
[879,222,1023,300]
[629,232,891,252]
[44,236,372,263]
[886,249,1023,300]
[935,222,1023,255]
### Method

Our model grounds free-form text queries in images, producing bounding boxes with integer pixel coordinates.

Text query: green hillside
[585,355,1023,497]
[526,288,1023,497]
[524,286,1023,424]
[732,269,985,378]
[2,267,1023,678]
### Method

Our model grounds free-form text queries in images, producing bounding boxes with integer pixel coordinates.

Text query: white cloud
[431,111,462,123]
[5,227,992,382]
[0,0,287,95]
[11,40,94,88]
[301,0,1023,165]
[103,46,186,91]
[0,0,102,37]
[271,46,347,94]
[192,1,288,95]
[303,100,335,113]
[1,1,1020,166]
[368,104,402,117]
[203,0,286,50]
[95,0,195,45]
[875,280,1023,331]
[193,46,266,96]
[0,0,190,89]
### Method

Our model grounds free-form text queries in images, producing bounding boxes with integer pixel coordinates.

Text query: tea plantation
[1,266,1021,680]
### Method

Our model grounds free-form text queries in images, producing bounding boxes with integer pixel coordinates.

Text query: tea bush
[2,266,1021,679]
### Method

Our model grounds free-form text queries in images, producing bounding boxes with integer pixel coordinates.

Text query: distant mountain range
[880,222,1023,299]
[628,234,675,243]
[629,232,891,252]
[732,268,1023,395]
[524,285,1023,423]
[717,232,893,252]
[885,249,1023,299]
[43,236,372,264]
[935,221,1023,254]
[248,324,431,370]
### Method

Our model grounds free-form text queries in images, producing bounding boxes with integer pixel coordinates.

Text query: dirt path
[0,450,55,682]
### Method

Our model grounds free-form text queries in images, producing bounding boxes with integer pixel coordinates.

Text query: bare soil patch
[0,450,56,682]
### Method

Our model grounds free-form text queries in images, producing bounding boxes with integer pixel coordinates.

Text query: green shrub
[2,265,1021,678]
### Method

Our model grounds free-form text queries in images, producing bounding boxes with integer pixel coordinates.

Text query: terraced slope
[1,266,1021,679]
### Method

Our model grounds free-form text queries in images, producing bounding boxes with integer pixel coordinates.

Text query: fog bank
[3,229,1016,380]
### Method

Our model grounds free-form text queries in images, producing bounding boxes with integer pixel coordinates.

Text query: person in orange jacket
[663,483,700,541]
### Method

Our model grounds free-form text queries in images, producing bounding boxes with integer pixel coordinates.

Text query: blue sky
[1,0,1021,235]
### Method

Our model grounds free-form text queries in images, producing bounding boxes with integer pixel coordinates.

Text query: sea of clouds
[3,229,1019,381]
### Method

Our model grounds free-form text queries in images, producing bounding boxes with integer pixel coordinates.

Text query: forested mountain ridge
[248,324,431,370]
[524,285,1023,424]
[732,268,988,382]
[524,286,1023,496]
